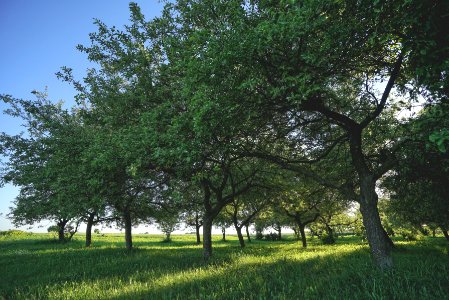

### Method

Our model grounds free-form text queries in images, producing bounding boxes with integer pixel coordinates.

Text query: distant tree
[382,104,449,241]
[156,211,180,242]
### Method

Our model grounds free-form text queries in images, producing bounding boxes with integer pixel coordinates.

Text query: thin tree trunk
[359,176,393,270]
[195,214,201,244]
[236,226,245,248]
[203,216,213,260]
[196,224,201,244]
[277,225,282,240]
[222,227,226,241]
[245,224,251,242]
[85,212,95,247]
[124,210,132,250]
[299,224,307,248]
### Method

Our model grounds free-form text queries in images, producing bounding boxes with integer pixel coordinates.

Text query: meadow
[1,233,448,300]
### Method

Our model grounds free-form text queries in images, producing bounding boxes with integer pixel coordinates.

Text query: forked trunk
[124,210,132,250]
[325,224,336,244]
[85,213,95,247]
[57,220,68,242]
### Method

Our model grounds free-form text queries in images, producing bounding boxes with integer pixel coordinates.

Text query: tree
[156,210,181,242]
[382,104,449,241]
[225,192,268,248]
[152,0,449,269]
[1,93,101,243]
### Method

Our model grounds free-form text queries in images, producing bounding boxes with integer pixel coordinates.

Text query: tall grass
[1,233,448,299]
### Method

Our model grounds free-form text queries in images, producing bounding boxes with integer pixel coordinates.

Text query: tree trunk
[245,224,251,242]
[203,216,213,260]
[236,226,245,248]
[222,227,226,241]
[196,224,201,244]
[57,220,67,242]
[277,225,282,240]
[441,227,449,241]
[123,210,132,250]
[325,224,336,244]
[432,228,436,238]
[195,214,201,244]
[85,213,95,247]
[299,224,307,248]
[359,175,393,270]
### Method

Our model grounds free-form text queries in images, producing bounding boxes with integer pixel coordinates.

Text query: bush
[255,232,264,240]
[94,229,100,234]
[321,233,336,245]
[264,232,280,241]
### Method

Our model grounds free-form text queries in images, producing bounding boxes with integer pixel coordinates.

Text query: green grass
[1,233,448,299]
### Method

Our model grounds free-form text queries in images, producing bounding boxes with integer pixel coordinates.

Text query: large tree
[152,0,449,269]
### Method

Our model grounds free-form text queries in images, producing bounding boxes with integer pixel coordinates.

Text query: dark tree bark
[358,175,393,269]
[325,224,336,244]
[123,209,132,250]
[245,224,251,242]
[348,128,394,269]
[299,224,307,248]
[85,212,95,247]
[222,227,226,241]
[276,225,282,240]
[236,226,245,248]
[57,219,68,242]
[203,215,213,260]
[195,213,201,244]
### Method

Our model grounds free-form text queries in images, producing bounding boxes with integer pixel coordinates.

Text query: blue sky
[0,0,165,231]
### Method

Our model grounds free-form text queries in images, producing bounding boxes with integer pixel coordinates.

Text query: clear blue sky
[0,0,165,231]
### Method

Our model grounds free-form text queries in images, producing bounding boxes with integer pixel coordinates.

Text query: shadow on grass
[106,244,449,300]
[1,236,448,299]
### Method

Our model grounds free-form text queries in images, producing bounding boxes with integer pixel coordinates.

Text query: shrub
[264,232,280,241]
[321,233,336,245]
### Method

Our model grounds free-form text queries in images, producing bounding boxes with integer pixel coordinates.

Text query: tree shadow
[1,236,448,299]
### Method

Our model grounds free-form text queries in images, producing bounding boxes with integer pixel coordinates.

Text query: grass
[1,233,448,299]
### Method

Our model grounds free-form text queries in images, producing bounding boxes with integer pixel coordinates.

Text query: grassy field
[1,233,448,300]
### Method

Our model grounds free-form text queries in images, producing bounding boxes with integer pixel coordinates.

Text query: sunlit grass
[1,233,448,299]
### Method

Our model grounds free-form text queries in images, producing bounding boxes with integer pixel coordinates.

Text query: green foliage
[47,225,59,233]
